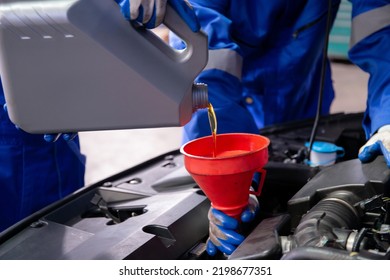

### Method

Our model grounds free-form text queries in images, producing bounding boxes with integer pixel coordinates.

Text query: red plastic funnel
[180,133,270,220]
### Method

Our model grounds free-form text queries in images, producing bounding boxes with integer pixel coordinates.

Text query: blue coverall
[0,79,85,232]
[172,0,390,256]
[176,0,390,143]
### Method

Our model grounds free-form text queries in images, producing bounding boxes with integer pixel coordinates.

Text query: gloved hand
[44,133,77,142]
[358,125,390,168]
[4,102,76,143]
[114,0,200,32]
[206,194,259,256]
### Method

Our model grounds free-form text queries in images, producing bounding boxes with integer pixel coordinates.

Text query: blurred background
[79,0,369,185]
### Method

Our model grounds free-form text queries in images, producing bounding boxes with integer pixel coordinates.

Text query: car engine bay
[0,112,389,260]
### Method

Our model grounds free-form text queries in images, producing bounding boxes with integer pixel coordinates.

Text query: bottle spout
[192,83,208,111]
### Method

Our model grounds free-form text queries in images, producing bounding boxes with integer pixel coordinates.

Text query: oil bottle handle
[162,3,208,67]
[249,169,267,197]
[68,0,208,73]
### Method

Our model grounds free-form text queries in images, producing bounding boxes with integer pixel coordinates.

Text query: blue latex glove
[114,0,200,32]
[206,194,259,256]
[4,102,76,143]
[359,125,390,168]
[44,133,77,142]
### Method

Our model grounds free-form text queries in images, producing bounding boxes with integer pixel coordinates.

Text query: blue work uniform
[0,79,85,232]
[176,0,390,142]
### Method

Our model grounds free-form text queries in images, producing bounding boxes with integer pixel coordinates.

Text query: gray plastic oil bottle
[0,0,208,133]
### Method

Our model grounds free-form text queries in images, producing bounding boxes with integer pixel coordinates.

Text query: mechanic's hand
[206,194,259,256]
[4,101,76,143]
[114,0,200,31]
[44,133,78,142]
[359,125,390,168]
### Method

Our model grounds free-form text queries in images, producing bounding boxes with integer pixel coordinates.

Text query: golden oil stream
[207,103,217,157]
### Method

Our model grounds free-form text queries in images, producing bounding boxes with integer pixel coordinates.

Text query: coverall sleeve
[171,0,258,143]
[348,0,390,139]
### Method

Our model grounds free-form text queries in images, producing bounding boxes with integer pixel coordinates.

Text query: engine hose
[293,197,360,248]
[281,246,383,260]
[351,227,368,252]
